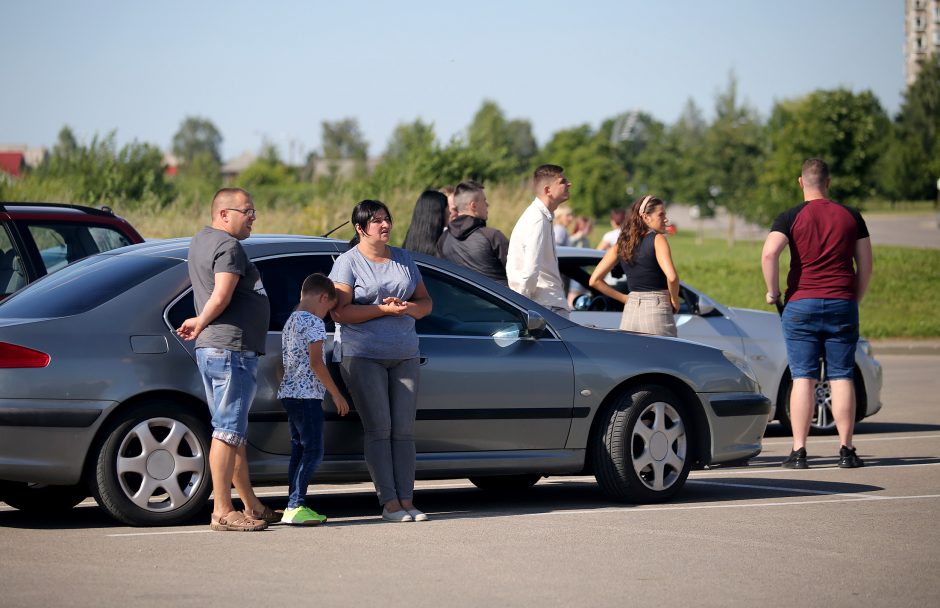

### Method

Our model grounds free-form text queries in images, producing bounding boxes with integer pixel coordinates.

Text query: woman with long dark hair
[402,190,447,256]
[588,195,680,337]
[328,200,433,522]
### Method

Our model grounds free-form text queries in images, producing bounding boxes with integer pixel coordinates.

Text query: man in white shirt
[507,164,572,317]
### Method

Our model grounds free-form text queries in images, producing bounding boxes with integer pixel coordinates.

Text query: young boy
[278,273,350,525]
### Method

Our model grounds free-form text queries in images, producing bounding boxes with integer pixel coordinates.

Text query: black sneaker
[781,447,808,469]
[839,445,864,468]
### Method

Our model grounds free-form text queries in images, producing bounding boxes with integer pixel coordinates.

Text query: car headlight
[722,350,760,390]
[857,337,872,358]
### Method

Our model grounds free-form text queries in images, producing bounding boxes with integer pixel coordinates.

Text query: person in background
[762,158,872,470]
[569,216,594,248]
[402,190,447,257]
[588,195,680,337]
[437,180,509,285]
[439,185,459,226]
[329,200,433,522]
[553,205,574,246]
[506,164,572,317]
[597,208,626,251]
[176,187,279,532]
[277,273,350,526]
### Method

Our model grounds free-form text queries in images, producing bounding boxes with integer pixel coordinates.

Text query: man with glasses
[176,187,280,531]
[507,164,572,318]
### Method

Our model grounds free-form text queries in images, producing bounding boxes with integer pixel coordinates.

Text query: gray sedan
[0,237,769,526]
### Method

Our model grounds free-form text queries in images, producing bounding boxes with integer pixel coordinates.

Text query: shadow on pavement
[5,454,926,530]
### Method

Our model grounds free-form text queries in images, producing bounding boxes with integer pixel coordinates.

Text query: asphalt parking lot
[2,353,938,608]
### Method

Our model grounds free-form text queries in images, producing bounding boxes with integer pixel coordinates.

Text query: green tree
[321,118,369,161]
[38,129,174,206]
[880,55,940,201]
[702,75,764,234]
[372,119,440,193]
[172,116,223,167]
[756,88,889,225]
[467,100,537,178]
[235,143,294,189]
[538,125,626,217]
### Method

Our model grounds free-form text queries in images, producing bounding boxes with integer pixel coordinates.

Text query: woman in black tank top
[588,195,680,337]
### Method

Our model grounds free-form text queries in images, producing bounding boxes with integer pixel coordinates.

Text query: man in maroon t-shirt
[761,158,873,470]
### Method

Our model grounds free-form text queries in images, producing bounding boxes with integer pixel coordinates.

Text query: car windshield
[0,254,180,318]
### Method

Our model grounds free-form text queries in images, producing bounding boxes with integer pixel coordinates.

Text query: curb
[869,340,940,356]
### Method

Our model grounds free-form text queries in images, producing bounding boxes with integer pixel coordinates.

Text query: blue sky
[1,0,907,163]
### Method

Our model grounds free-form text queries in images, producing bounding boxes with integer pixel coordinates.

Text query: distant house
[162,152,179,178]
[221,151,257,182]
[0,145,47,179]
[309,157,382,180]
[0,151,24,178]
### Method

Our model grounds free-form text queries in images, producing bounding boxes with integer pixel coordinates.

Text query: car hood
[724,306,783,341]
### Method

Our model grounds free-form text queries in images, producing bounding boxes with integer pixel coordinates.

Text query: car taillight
[0,342,50,368]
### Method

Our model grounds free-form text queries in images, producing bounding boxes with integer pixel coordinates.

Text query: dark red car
[0,202,144,299]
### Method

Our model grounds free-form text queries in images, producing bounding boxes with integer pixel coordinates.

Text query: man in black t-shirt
[761,159,873,470]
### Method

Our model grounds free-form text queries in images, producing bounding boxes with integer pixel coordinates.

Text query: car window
[89,226,134,252]
[560,257,694,314]
[415,268,526,337]
[24,222,131,275]
[0,255,180,318]
[256,254,336,332]
[0,226,28,296]
[165,254,338,334]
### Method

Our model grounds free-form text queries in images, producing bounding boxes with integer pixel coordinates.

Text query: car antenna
[321,221,350,238]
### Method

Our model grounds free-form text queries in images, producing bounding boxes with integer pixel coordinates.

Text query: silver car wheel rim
[631,401,687,491]
[115,417,206,512]
[813,380,835,430]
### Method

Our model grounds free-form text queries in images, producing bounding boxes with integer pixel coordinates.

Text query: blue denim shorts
[781,298,858,381]
[196,348,259,447]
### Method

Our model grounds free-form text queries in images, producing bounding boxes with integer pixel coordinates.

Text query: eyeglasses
[224,208,256,218]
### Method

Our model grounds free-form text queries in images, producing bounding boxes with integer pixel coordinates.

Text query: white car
[558,247,883,434]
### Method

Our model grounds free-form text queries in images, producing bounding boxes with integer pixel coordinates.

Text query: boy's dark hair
[301,273,336,300]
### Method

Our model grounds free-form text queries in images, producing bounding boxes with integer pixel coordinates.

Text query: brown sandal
[244,504,282,524]
[210,510,267,532]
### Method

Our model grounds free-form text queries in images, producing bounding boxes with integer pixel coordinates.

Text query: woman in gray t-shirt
[329,200,433,523]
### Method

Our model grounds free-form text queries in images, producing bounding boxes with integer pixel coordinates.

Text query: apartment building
[906,0,940,84]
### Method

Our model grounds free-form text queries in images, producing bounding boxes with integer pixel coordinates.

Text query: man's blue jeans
[196,348,258,447]
[782,298,859,381]
[279,398,325,509]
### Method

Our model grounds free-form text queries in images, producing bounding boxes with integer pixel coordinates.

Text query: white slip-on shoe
[407,509,429,522]
[382,508,414,522]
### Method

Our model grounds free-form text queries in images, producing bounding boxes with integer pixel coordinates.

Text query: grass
[124,193,938,339]
[668,234,940,339]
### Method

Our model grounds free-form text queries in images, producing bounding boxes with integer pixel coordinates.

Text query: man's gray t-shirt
[188,226,270,354]
[329,246,421,360]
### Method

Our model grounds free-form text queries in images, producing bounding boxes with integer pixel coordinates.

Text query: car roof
[0,201,127,219]
[557,246,603,259]
[112,234,345,259]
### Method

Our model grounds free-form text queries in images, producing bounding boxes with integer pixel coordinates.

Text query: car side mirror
[573,294,592,311]
[697,294,717,316]
[525,310,547,337]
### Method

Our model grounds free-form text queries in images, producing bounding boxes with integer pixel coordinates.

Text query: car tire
[468,474,542,492]
[593,385,692,503]
[776,370,866,436]
[91,402,212,526]
[0,481,87,513]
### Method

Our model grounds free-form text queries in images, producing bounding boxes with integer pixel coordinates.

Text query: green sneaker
[281,506,328,525]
